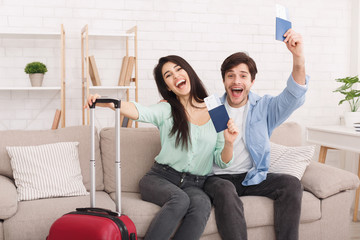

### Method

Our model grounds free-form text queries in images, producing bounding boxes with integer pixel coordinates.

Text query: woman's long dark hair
[153,55,208,150]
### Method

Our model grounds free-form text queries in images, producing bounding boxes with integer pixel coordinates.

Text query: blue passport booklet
[275,4,292,41]
[276,17,292,41]
[204,95,229,133]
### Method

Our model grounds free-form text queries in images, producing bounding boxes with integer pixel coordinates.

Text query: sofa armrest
[301,162,360,199]
[0,175,18,219]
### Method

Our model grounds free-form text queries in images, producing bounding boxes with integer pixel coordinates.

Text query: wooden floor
[350,219,360,239]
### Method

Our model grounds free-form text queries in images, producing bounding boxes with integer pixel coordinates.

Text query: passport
[276,17,292,41]
[208,105,229,133]
[204,95,229,133]
[275,4,292,41]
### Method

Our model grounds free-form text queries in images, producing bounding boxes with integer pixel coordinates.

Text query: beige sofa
[0,122,359,240]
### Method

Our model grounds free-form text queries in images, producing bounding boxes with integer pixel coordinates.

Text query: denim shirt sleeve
[287,74,309,98]
[242,74,310,186]
[266,74,309,131]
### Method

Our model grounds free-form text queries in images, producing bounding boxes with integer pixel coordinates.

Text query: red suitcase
[47,98,137,240]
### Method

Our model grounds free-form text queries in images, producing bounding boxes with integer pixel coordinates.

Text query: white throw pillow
[269,142,315,180]
[6,142,88,201]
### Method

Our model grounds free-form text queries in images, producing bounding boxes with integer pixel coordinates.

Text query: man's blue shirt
[220,74,309,186]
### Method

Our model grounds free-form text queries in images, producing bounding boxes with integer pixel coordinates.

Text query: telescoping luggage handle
[89,97,122,215]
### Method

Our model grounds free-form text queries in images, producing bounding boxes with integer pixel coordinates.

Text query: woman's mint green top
[133,102,232,176]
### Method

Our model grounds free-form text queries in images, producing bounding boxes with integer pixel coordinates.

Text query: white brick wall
[0,0,355,131]
[0,0,358,210]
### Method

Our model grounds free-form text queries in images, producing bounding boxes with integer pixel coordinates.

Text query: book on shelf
[124,56,135,86]
[51,109,61,130]
[88,55,101,86]
[120,114,133,128]
[118,56,129,86]
[354,122,360,132]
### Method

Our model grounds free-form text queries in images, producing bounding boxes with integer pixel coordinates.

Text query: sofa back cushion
[101,127,161,193]
[0,126,104,191]
[270,121,303,146]
[100,122,302,194]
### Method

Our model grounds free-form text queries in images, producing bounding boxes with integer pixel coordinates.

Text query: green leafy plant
[333,75,360,112]
[24,62,48,74]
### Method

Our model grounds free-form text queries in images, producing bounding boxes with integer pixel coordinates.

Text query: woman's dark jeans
[139,162,211,240]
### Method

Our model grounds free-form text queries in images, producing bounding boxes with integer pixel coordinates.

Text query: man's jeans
[139,162,211,240]
[204,173,303,240]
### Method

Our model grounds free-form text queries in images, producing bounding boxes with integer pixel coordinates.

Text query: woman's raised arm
[85,94,139,120]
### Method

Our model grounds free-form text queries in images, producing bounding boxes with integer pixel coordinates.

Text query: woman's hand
[84,94,115,110]
[224,118,239,145]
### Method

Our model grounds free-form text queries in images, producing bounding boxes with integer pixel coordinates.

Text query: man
[204,29,308,240]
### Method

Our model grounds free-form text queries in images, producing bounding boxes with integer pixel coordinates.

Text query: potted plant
[333,75,360,127]
[24,62,48,87]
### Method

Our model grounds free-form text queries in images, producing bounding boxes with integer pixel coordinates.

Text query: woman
[87,55,238,240]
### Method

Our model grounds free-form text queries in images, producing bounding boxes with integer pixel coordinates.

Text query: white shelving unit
[81,25,138,127]
[0,25,66,129]
[89,86,136,90]
[0,32,59,38]
[0,87,61,91]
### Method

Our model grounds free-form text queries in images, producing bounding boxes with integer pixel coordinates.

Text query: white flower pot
[344,111,360,128]
[29,73,44,87]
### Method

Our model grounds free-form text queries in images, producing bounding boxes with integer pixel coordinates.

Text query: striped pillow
[6,142,88,201]
[269,142,315,180]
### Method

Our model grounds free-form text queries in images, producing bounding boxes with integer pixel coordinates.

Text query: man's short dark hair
[221,52,258,81]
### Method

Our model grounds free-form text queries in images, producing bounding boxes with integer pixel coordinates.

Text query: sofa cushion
[3,191,115,240]
[113,190,321,238]
[0,176,17,219]
[298,191,322,223]
[101,127,161,193]
[269,142,315,180]
[6,142,88,201]
[0,126,104,191]
[270,121,303,146]
[301,161,360,199]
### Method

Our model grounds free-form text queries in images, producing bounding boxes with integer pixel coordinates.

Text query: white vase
[344,111,360,128]
[29,73,44,87]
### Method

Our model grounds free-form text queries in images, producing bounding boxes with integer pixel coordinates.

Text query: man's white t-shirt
[211,99,253,175]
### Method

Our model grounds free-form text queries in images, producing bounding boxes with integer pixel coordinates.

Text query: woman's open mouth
[175,79,186,89]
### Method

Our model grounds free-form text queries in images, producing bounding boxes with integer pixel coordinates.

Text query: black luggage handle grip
[89,97,121,109]
[76,207,119,216]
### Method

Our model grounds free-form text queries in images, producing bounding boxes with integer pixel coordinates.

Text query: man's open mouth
[231,87,243,97]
